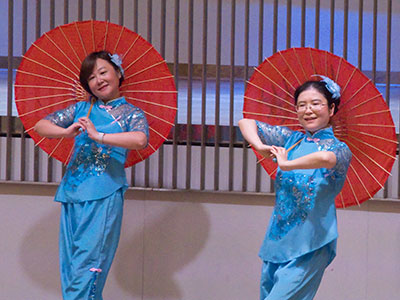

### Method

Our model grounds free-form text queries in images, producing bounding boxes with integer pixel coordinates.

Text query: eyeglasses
[295,102,327,112]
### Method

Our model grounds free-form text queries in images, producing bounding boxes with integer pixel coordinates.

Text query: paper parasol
[243,47,397,208]
[15,20,177,167]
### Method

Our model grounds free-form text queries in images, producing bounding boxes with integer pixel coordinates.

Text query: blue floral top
[256,121,351,263]
[45,97,149,203]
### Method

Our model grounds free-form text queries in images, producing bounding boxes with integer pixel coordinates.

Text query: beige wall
[1,182,400,300]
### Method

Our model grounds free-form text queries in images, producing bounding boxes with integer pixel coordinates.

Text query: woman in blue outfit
[239,77,352,300]
[35,50,149,299]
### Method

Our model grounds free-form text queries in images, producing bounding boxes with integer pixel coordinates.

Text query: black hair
[79,50,124,97]
[294,80,340,115]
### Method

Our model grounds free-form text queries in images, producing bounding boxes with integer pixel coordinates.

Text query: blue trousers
[260,242,334,300]
[59,189,124,300]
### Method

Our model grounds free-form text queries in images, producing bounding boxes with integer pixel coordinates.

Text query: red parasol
[244,47,397,208]
[14,20,177,167]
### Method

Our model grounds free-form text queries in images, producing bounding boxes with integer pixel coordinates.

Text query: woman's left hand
[270,146,290,171]
[78,117,99,141]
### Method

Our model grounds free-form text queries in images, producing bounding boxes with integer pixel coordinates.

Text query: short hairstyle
[79,50,124,97]
[294,80,340,115]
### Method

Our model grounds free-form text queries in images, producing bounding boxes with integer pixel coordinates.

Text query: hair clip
[312,75,341,99]
[108,53,124,77]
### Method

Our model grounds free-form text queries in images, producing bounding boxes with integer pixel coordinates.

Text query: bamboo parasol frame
[15,20,177,167]
[243,47,397,208]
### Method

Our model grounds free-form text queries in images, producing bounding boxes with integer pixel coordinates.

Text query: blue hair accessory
[313,74,341,99]
[109,53,124,77]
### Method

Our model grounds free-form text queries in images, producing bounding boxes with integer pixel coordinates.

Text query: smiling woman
[80,51,123,102]
[238,77,352,300]
[293,79,339,134]
[33,50,149,299]
[295,88,334,134]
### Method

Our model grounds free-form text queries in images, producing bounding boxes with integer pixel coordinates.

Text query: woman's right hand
[238,119,275,160]
[35,119,82,139]
[253,143,275,160]
[63,122,83,138]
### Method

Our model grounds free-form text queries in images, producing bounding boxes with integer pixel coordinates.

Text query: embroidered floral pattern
[269,172,316,240]
[64,132,112,189]
[256,121,293,147]
[311,137,352,179]
[98,101,149,138]
[44,103,76,128]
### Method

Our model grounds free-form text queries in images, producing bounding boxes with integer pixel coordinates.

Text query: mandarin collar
[97,96,126,107]
[305,126,334,140]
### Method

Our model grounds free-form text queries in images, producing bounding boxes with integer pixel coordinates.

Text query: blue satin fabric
[260,241,335,300]
[45,97,149,202]
[59,189,124,300]
[256,121,351,263]
[43,97,148,299]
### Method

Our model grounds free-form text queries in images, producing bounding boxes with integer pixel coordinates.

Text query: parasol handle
[86,97,94,118]
[255,138,302,164]
[286,138,302,152]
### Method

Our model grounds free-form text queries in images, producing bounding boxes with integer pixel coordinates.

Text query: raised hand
[270,146,289,170]
[78,117,99,141]
[254,144,275,160]
[63,122,83,138]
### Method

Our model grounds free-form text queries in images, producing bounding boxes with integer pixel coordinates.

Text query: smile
[304,117,317,121]
[97,84,108,91]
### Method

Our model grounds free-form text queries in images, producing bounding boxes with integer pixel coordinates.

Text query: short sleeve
[126,106,149,140]
[43,103,76,128]
[327,141,352,180]
[255,120,293,147]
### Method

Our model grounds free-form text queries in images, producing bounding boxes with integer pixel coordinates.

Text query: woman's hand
[238,119,276,160]
[270,146,337,171]
[34,119,82,139]
[78,117,99,141]
[64,123,83,138]
[77,117,147,148]
[270,146,290,170]
[253,144,275,160]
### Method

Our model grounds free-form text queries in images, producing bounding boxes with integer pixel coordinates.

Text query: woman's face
[296,87,334,134]
[87,58,121,102]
